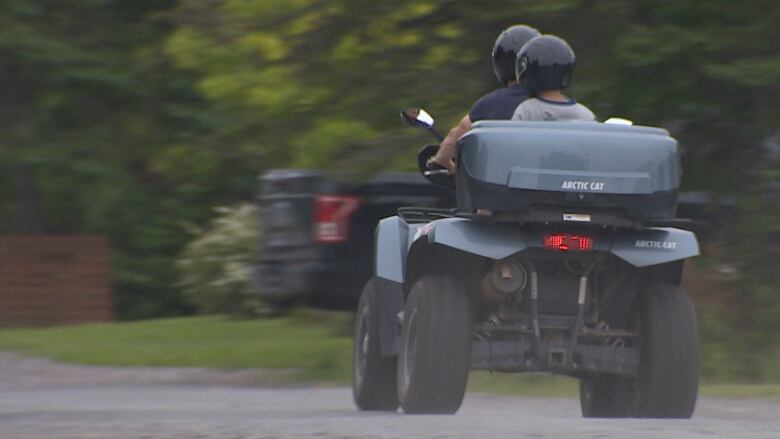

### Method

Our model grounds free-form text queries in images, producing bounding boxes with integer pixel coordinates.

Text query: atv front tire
[352,279,399,411]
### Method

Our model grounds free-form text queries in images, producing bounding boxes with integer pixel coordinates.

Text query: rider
[511,35,595,121]
[427,24,540,173]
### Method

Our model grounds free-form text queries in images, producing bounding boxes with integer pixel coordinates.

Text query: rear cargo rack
[397,207,457,223]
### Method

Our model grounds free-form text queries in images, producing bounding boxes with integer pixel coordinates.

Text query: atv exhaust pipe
[481,260,527,301]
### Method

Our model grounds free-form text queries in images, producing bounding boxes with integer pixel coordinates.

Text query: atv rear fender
[376,217,698,282]
[372,216,699,356]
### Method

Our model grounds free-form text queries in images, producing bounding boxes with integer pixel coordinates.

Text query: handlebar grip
[424,169,450,176]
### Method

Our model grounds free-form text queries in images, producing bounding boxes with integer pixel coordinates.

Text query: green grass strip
[0,312,354,382]
[0,314,778,398]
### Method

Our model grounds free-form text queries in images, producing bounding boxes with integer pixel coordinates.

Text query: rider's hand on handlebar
[426,154,456,175]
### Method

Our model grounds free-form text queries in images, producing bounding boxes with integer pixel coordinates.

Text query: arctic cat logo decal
[635,240,677,250]
[561,181,605,191]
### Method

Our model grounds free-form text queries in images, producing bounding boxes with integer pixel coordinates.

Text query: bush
[177,203,263,316]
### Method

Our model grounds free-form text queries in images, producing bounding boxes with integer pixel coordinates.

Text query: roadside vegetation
[177,204,263,317]
[0,0,777,387]
[0,314,777,398]
[0,313,353,383]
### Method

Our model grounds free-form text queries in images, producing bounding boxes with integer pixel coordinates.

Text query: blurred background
[0,0,778,384]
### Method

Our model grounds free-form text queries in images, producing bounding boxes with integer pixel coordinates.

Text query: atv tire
[579,283,698,418]
[634,283,699,417]
[397,274,473,414]
[352,279,399,411]
[580,375,634,418]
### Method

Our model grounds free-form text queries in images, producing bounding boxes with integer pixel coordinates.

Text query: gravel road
[1,353,778,439]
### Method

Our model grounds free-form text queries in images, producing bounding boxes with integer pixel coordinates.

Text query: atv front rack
[397,206,457,223]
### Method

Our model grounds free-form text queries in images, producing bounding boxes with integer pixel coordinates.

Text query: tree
[1,1,778,377]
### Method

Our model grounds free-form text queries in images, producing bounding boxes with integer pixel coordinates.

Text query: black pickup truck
[253,168,730,311]
[253,169,453,310]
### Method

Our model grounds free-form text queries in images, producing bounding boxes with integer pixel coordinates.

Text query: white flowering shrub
[177,203,264,316]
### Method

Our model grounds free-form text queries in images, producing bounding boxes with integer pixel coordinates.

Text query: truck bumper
[252,258,368,302]
[252,260,319,300]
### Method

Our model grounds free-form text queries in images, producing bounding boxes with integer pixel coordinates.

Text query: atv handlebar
[417,144,455,190]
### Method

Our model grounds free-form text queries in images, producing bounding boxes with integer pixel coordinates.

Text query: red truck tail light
[543,233,593,252]
[313,195,361,243]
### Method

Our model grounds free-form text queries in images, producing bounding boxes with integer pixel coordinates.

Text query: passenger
[427,25,541,173]
[511,35,595,122]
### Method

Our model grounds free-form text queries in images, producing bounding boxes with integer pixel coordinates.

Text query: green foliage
[0,1,258,318]
[177,204,263,316]
[162,2,780,376]
[291,119,377,168]
[0,0,778,381]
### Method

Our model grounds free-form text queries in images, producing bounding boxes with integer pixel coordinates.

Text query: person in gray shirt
[511,35,595,122]
[512,96,595,121]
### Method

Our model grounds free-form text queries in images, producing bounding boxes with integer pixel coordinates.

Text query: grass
[699,383,780,398]
[0,310,354,383]
[467,374,780,399]
[0,312,778,398]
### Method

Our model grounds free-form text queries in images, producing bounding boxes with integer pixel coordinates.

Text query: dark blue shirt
[468,84,530,122]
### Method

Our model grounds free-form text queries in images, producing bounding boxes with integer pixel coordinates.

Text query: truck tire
[634,284,699,418]
[352,280,399,411]
[578,283,698,418]
[397,274,473,414]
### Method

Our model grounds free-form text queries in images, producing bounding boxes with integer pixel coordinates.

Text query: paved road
[1,354,778,439]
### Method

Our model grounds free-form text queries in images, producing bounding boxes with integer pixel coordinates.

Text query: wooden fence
[0,235,112,327]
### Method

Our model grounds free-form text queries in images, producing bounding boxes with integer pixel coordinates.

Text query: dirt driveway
[1,353,778,439]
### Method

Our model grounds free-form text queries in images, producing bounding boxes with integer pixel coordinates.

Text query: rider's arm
[428,114,472,173]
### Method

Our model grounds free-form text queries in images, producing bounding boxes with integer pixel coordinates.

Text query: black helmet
[491,25,541,85]
[515,35,576,93]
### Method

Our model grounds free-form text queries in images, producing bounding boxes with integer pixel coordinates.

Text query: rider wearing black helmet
[511,35,594,121]
[428,24,540,173]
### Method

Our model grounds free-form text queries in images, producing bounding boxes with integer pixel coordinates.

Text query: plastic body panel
[374,217,699,285]
[372,216,698,356]
[456,121,680,220]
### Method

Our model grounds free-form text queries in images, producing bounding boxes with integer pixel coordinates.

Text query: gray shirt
[511,97,595,121]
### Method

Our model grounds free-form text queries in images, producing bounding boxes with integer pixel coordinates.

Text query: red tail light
[543,233,593,252]
[313,195,361,243]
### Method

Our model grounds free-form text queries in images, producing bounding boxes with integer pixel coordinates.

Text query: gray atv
[352,109,699,418]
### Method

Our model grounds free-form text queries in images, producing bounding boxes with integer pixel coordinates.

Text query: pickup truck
[253,169,453,311]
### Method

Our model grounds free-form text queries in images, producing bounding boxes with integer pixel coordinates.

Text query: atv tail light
[313,195,361,244]
[543,233,593,252]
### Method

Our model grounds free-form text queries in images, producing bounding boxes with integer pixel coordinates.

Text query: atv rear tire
[397,274,473,414]
[634,283,699,418]
[579,375,634,418]
[578,283,698,418]
[352,280,399,411]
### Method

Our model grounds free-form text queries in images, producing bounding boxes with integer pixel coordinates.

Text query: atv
[352,109,700,418]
